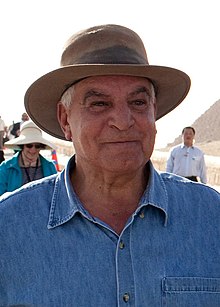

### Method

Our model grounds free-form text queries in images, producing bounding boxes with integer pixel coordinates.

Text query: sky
[1,0,220,149]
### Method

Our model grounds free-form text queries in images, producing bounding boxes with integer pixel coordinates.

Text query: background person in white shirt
[0,116,7,148]
[166,126,207,183]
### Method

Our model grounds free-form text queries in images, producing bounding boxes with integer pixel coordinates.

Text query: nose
[28,147,38,153]
[108,105,135,130]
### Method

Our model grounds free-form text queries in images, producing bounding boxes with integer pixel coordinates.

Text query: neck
[71,163,149,234]
[184,141,193,147]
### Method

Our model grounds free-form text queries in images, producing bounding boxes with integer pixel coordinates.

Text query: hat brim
[4,134,56,151]
[24,64,190,140]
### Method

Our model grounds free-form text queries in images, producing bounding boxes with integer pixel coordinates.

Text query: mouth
[103,140,139,149]
[104,138,138,143]
[104,140,137,144]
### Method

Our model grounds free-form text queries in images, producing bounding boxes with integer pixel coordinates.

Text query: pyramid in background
[168,99,220,147]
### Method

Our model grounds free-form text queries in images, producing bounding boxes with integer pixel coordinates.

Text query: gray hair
[60,84,75,108]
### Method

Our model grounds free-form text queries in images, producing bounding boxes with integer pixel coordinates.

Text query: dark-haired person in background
[166,126,207,183]
[9,112,30,138]
[0,115,7,163]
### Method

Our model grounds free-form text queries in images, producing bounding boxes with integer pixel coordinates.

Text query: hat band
[62,46,148,66]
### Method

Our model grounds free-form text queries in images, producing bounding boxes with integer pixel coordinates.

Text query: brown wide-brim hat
[24,24,191,140]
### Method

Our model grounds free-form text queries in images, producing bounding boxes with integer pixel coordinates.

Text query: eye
[129,99,150,110]
[88,100,111,112]
[91,101,107,106]
[133,100,146,106]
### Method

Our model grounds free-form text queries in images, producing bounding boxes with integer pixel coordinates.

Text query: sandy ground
[3,148,220,193]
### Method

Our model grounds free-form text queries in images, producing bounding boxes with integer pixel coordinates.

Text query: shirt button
[119,241,125,249]
[123,293,130,302]
[139,212,145,218]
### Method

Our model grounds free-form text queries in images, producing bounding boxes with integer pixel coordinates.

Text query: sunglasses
[25,144,43,149]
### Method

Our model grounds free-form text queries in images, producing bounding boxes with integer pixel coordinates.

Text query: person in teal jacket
[0,121,57,196]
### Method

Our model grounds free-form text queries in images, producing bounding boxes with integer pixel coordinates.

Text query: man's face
[22,113,29,121]
[59,75,157,173]
[183,128,195,145]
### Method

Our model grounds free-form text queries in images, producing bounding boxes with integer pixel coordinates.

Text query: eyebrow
[128,86,152,98]
[83,90,110,103]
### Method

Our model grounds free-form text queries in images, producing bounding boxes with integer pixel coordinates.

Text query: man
[0,115,7,163]
[10,112,29,138]
[0,25,220,306]
[166,126,207,183]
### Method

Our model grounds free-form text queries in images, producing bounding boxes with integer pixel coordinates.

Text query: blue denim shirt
[0,156,220,306]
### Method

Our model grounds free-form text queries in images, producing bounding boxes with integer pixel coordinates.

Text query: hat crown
[24,24,190,141]
[61,24,149,66]
[20,121,42,138]
[4,120,56,150]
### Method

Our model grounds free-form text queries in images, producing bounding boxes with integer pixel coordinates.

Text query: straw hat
[4,121,56,150]
[24,24,191,140]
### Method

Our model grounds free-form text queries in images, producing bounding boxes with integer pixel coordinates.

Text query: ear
[57,102,72,140]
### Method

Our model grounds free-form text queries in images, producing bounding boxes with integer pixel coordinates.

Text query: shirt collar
[47,157,168,229]
[139,161,168,226]
[47,156,82,229]
[181,143,194,149]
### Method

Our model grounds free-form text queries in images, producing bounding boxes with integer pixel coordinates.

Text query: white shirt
[0,118,6,131]
[166,144,207,183]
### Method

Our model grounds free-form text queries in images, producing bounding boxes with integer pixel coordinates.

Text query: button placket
[116,230,135,306]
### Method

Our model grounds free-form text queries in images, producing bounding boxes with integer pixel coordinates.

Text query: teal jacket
[0,152,57,196]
